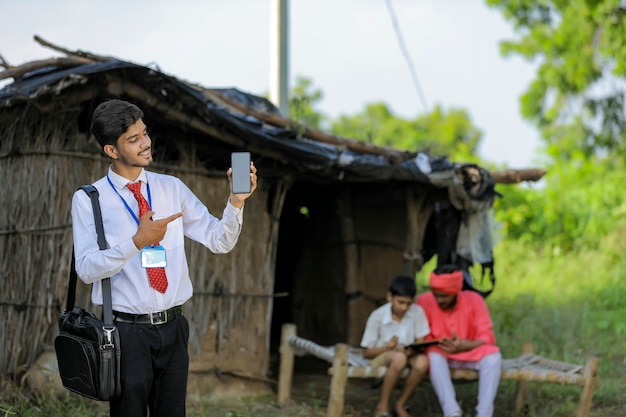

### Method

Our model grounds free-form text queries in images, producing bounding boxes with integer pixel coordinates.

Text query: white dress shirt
[71,167,243,314]
[360,302,430,348]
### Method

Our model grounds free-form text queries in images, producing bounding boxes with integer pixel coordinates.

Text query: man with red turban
[416,264,501,417]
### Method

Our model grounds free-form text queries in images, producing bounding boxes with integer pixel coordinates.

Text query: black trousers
[110,315,190,417]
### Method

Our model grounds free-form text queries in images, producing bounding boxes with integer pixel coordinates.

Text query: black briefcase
[55,307,121,400]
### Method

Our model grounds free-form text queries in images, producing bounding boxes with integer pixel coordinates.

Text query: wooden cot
[277,324,599,417]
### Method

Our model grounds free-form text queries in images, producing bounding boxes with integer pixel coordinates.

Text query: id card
[141,245,167,268]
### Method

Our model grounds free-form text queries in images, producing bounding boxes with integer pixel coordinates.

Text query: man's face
[433,290,457,310]
[388,294,414,319]
[106,119,153,168]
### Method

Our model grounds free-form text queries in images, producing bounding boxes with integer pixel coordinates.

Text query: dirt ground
[290,372,447,417]
[190,354,614,417]
[192,371,523,417]
[192,356,518,417]
[288,371,498,417]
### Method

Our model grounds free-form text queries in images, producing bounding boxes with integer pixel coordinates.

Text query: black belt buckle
[150,310,168,325]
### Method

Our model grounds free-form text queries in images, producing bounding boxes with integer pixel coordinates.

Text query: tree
[288,76,326,130]
[286,77,484,161]
[486,0,626,161]
[331,103,483,162]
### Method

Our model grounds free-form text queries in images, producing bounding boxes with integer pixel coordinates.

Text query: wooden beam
[203,89,411,161]
[490,168,547,184]
[0,57,95,81]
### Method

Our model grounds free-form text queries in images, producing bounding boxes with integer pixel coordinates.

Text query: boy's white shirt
[360,302,430,348]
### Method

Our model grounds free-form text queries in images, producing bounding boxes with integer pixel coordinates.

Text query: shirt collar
[382,303,394,325]
[382,302,415,324]
[107,166,147,190]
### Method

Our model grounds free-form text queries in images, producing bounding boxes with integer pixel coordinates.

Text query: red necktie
[127,182,168,293]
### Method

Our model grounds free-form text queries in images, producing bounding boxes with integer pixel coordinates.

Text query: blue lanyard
[107,174,153,225]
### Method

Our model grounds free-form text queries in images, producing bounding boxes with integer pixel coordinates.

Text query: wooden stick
[0,53,10,69]
[490,169,547,184]
[327,344,349,417]
[514,343,534,416]
[0,56,94,81]
[277,323,296,405]
[33,34,117,62]
[576,356,599,417]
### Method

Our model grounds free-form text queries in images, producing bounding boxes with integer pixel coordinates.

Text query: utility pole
[269,0,289,116]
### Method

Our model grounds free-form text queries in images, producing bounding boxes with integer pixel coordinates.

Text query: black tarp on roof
[0,58,450,185]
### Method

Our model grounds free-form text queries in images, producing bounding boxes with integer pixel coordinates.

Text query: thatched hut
[0,41,540,395]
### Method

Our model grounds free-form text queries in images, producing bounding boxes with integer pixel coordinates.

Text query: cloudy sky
[0,0,542,168]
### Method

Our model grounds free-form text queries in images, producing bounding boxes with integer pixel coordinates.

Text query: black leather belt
[113,306,183,325]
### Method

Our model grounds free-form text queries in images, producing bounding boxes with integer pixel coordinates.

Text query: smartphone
[231,152,251,194]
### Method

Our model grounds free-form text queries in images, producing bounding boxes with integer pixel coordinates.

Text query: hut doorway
[270,180,346,354]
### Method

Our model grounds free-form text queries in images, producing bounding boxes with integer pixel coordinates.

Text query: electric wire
[385,0,429,112]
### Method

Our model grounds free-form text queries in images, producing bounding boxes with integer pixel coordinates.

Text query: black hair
[433,264,461,275]
[90,99,144,149]
[388,275,416,298]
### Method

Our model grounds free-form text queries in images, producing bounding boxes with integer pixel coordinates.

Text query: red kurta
[416,290,500,361]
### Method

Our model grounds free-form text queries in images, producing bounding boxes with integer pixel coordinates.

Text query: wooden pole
[514,342,534,416]
[264,180,290,374]
[338,190,360,345]
[575,356,599,417]
[326,344,349,417]
[490,168,546,184]
[269,0,289,116]
[203,88,411,160]
[277,323,296,405]
[403,191,432,278]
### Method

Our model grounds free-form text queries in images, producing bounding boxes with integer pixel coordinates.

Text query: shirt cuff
[121,237,142,256]
[224,199,244,224]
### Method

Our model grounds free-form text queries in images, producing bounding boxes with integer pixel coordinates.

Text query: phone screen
[231,152,251,194]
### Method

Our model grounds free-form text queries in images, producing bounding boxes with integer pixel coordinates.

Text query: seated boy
[360,275,430,417]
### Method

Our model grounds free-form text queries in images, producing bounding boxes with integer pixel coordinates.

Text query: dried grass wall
[0,106,275,381]
[0,108,104,376]
[180,171,275,377]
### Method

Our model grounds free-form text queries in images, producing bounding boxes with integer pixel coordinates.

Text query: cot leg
[326,343,349,417]
[277,323,297,405]
[514,342,534,416]
[576,357,599,417]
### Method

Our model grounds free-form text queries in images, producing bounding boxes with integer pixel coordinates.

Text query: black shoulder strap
[66,185,114,328]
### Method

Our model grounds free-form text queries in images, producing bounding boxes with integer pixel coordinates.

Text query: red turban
[429,270,463,295]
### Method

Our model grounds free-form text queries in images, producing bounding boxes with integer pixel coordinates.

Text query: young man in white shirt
[71,99,257,417]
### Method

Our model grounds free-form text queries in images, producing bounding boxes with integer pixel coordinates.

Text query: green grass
[484,234,626,417]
